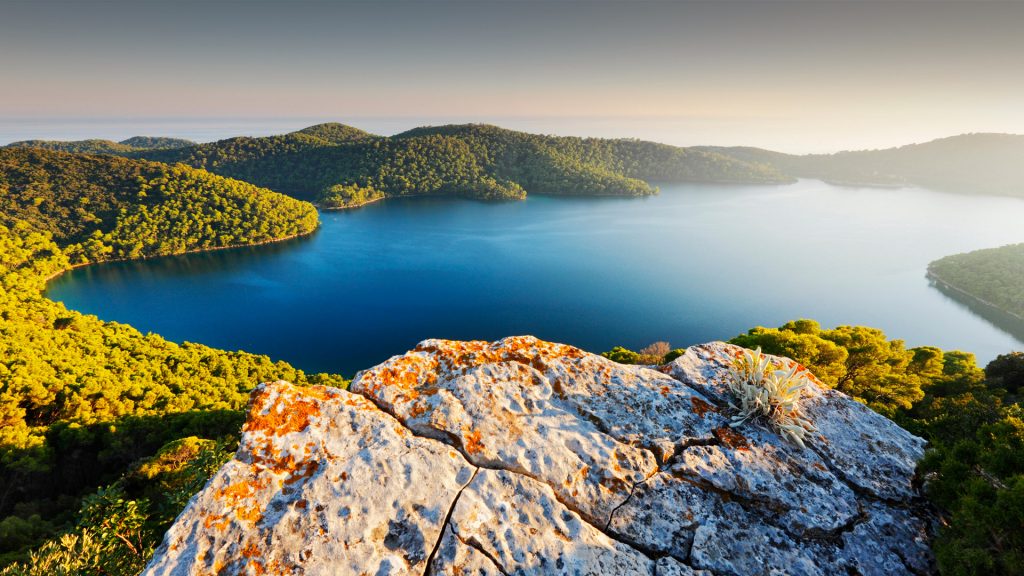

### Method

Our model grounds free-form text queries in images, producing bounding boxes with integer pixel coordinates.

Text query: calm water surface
[48,180,1024,375]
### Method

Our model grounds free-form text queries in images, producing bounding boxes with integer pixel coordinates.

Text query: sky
[1,0,1022,153]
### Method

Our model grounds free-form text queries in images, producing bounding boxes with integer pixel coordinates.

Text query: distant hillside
[134,122,791,204]
[7,135,195,155]
[119,136,195,149]
[13,126,1020,201]
[708,133,1024,196]
[291,122,376,144]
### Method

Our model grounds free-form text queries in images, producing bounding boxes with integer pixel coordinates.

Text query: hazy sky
[2,0,1022,152]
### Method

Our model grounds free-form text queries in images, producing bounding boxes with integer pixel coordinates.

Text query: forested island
[1,128,1023,574]
[929,243,1024,320]
[6,123,793,207]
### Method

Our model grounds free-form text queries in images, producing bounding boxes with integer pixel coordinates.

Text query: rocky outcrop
[144,337,934,576]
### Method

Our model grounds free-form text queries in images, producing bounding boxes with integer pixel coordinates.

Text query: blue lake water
[47,180,1024,375]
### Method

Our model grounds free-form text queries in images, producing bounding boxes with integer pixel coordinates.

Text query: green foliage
[0,222,346,562]
[134,123,790,203]
[988,352,1024,394]
[0,150,345,566]
[6,136,194,156]
[0,437,232,576]
[117,137,195,150]
[0,148,319,264]
[729,319,932,417]
[0,530,104,576]
[663,348,686,363]
[601,346,641,365]
[318,183,386,209]
[929,243,1024,320]
[5,139,138,155]
[292,122,374,145]
[602,342,684,365]
[920,414,1024,575]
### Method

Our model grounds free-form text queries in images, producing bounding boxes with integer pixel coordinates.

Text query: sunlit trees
[730,320,930,416]
[130,123,788,202]
[0,152,341,566]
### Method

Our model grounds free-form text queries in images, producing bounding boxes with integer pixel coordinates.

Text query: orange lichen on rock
[463,428,485,455]
[201,475,272,531]
[713,426,750,451]
[244,384,334,437]
[691,397,719,418]
[411,336,585,378]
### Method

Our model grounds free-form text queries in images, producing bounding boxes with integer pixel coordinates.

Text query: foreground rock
[145,336,934,576]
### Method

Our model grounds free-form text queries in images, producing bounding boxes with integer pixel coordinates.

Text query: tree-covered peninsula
[125,123,791,205]
[0,148,319,263]
[0,149,342,568]
[928,243,1024,320]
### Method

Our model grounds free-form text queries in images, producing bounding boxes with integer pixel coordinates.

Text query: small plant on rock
[726,347,816,447]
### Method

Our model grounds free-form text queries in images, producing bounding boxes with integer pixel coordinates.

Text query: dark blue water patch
[48,181,1024,376]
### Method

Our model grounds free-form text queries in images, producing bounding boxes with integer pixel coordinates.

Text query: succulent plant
[726,347,815,447]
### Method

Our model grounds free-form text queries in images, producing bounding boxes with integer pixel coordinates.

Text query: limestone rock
[145,337,935,576]
[667,341,928,500]
[350,337,691,526]
[143,381,475,576]
[432,468,652,575]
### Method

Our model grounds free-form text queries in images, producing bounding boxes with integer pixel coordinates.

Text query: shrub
[638,341,671,364]
[726,347,815,447]
[601,346,640,365]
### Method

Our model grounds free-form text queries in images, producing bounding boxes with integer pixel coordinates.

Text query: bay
[47,180,1024,375]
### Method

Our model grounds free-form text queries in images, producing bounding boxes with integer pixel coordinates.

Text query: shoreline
[926,268,1024,323]
[316,195,387,211]
[43,228,318,284]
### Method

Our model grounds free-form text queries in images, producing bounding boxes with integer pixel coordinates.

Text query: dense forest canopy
[103,123,790,203]
[0,151,341,569]
[117,136,195,150]
[929,243,1024,319]
[8,126,1022,199]
[6,136,194,155]
[0,148,319,264]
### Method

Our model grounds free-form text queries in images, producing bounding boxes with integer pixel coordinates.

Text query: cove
[47,180,1024,375]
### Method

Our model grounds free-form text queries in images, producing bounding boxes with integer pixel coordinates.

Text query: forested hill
[0,148,336,568]
[10,127,1022,200]
[705,133,1024,196]
[6,136,195,155]
[129,123,791,206]
[928,243,1024,319]
[0,147,319,263]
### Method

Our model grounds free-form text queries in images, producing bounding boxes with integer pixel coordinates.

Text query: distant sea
[0,116,855,154]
